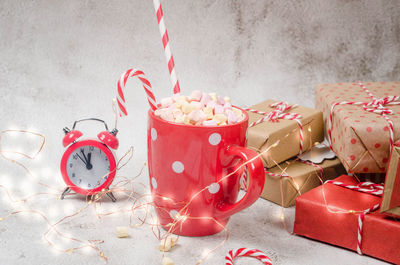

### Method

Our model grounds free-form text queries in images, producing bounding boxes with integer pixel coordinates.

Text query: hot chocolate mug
[147,107,265,236]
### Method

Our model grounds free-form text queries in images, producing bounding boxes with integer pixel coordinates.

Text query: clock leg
[106,191,117,202]
[60,187,71,200]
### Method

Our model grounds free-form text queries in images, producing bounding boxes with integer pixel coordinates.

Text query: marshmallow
[158,236,178,252]
[160,110,174,122]
[183,115,191,125]
[227,111,238,124]
[172,93,181,102]
[116,226,129,238]
[209,92,217,101]
[190,101,202,110]
[206,100,217,109]
[154,109,163,117]
[203,107,214,119]
[214,113,227,124]
[232,107,243,117]
[182,101,196,114]
[161,97,174,108]
[188,110,206,123]
[162,257,174,265]
[200,93,212,106]
[174,114,185,123]
[224,102,232,110]
[217,96,225,105]
[157,92,241,126]
[189,90,202,101]
[203,119,218,126]
[214,104,224,114]
[172,108,183,118]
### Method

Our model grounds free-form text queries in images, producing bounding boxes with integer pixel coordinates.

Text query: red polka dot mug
[147,107,265,236]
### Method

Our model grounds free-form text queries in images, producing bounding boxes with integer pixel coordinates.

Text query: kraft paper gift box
[294,175,400,264]
[261,158,346,207]
[246,100,324,168]
[315,81,400,173]
[381,141,400,217]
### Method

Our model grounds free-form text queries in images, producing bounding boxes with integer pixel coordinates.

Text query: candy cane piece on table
[116,68,157,117]
[225,248,272,265]
[153,0,181,94]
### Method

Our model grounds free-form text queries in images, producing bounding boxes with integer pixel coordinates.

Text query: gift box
[315,82,400,173]
[381,142,400,217]
[261,158,346,207]
[294,175,400,264]
[246,100,324,168]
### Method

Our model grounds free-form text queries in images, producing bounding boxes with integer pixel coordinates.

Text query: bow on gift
[328,82,400,150]
[363,96,400,115]
[245,101,304,153]
[325,179,384,255]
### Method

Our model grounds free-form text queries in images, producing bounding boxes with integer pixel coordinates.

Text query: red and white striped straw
[225,248,272,265]
[116,68,157,116]
[153,0,181,94]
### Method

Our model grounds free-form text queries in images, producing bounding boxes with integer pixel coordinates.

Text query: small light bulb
[308,127,312,132]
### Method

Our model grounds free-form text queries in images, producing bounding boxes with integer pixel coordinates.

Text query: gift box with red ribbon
[246,100,324,168]
[315,82,400,173]
[381,141,400,217]
[294,175,400,264]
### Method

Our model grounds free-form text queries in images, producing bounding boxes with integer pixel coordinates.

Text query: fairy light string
[0,109,361,264]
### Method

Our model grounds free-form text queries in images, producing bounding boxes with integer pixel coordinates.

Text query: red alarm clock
[60,118,119,201]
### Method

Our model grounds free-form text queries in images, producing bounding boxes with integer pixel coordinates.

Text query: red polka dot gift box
[315,82,400,173]
[246,99,324,168]
[294,175,400,264]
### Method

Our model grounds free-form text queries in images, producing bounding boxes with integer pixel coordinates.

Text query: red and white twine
[356,203,380,254]
[245,101,304,153]
[327,81,400,150]
[153,0,181,94]
[325,180,383,196]
[326,180,383,255]
[116,68,157,116]
[225,248,272,265]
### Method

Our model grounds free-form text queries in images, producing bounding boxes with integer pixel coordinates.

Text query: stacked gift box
[245,82,400,264]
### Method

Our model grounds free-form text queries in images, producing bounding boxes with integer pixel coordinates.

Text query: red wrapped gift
[294,175,400,264]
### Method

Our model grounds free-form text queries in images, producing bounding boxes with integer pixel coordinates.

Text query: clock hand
[76,153,88,166]
[86,152,93,170]
[80,149,89,163]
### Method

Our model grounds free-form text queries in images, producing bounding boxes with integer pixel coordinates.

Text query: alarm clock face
[61,140,116,195]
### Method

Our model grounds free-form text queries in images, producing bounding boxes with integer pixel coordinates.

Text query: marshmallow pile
[154,91,245,126]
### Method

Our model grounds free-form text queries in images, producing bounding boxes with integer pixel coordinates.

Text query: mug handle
[215,145,265,219]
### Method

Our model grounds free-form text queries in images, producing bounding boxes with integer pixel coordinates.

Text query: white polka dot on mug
[172,161,184,173]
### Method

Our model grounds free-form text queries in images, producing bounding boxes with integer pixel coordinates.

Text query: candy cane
[225,248,272,265]
[116,68,157,116]
[153,0,181,94]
